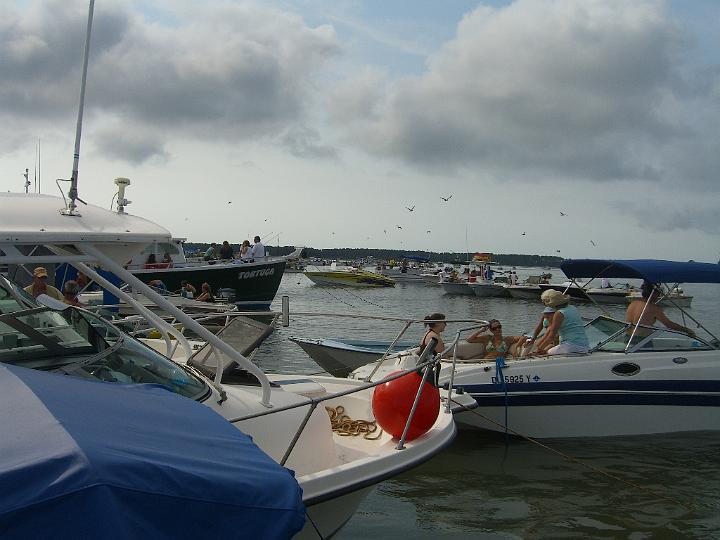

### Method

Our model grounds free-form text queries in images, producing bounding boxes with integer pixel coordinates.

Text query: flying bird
[441,195,453,201]
[426,230,431,234]
[556,249,561,253]
[560,211,567,216]
[521,232,526,236]
[396,225,403,229]
[227,201,232,204]
[383,229,387,234]
[406,205,415,212]
[590,240,596,246]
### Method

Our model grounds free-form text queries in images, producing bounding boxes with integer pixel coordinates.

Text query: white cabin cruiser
[350,259,720,438]
[0,193,457,538]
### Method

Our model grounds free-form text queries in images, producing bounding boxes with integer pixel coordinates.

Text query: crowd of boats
[300,258,694,308]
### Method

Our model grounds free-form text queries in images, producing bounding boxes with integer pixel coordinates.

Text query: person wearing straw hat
[24,267,63,301]
[534,289,589,355]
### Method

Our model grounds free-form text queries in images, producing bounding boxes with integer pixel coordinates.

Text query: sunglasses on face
[490,325,501,330]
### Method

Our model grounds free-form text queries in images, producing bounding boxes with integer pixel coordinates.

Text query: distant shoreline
[184,243,564,268]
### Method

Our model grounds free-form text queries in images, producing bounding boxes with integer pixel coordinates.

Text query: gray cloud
[613,198,720,235]
[92,125,169,164]
[276,125,337,159]
[327,0,720,189]
[0,0,339,161]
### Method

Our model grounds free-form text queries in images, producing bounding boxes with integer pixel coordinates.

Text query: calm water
[256,269,720,539]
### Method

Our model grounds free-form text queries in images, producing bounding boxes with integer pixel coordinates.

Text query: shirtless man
[626,282,695,338]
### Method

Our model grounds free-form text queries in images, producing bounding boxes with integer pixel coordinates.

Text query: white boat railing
[228,341,447,460]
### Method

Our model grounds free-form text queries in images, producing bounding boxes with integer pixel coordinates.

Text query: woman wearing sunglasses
[466,319,524,359]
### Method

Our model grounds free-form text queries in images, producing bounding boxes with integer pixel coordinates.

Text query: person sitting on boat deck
[24,267,64,301]
[219,240,234,260]
[521,306,558,355]
[62,280,84,307]
[161,252,173,267]
[468,269,477,283]
[448,269,460,283]
[534,290,590,355]
[626,281,695,339]
[203,243,218,261]
[466,319,524,359]
[179,280,196,299]
[195,282,215,303]
[250,236,265,259]
[419,313,447,356]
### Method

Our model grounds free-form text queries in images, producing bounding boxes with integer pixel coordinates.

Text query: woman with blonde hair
[534,289,589,354]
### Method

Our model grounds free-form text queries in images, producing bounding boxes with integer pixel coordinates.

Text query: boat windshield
[0,275,39,312]
[0,304,208,400]
[585,316,713,353]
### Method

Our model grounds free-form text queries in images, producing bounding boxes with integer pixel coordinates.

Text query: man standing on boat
[24,267,64,301]
[250,236,265,259]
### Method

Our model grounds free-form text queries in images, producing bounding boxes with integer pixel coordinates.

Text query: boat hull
[506,285,541,300]
[450,350,720,437]
[440,281,474,295]
[133,258,286,308]
[290,338,417,377]
[585,289,631,305]
[468,282,506,297]
[538,283,591,301]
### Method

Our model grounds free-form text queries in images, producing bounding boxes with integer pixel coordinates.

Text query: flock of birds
[384,199,597,254]
[230,193,595,253]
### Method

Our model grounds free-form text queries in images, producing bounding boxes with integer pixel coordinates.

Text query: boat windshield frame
[585,315,715,353]
[0,304,210,400]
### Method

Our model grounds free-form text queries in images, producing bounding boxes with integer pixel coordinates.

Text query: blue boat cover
[0,363,305,539]
[561,259,720,284]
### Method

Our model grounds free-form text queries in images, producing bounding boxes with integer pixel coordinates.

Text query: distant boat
[304,265,395,287]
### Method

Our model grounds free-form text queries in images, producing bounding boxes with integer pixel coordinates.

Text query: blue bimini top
[561,259,720,284]
[0,363,305,539]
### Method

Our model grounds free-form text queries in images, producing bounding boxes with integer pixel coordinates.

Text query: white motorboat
[584,286,633,304]
[0,192,458,538]
[350,259,720,438]
[0,7,455,534]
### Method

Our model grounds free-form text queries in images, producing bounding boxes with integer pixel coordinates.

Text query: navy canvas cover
[561,259,720,284]
[0,363,305,539]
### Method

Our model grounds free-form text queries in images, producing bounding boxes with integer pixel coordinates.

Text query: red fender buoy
[372,371,440,441]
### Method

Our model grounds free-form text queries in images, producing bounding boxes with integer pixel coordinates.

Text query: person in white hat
[534,289,589,355]
[24,267,64,301]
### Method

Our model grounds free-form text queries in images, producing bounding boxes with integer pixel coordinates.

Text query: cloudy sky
[2,0,719,261]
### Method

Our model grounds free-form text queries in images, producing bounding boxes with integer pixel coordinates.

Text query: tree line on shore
[185,243,563,268]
